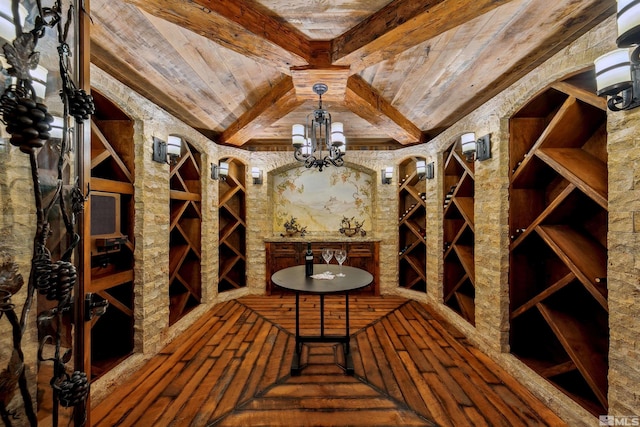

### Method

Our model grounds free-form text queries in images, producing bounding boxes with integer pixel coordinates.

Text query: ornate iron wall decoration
[0,0,97,426]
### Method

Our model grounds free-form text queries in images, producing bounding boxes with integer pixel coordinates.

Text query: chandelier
[291,83,345,171]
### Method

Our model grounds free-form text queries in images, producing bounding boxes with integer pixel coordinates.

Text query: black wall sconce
[381,166,393,184]
[594,0,640,111]
[152,135,182,165]
[461,132,491,162]
[416,159,434,180]
[251,167,263,185]
[211,161,229,181]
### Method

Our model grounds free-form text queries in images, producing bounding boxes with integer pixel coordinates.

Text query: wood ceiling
[89,0,614,150]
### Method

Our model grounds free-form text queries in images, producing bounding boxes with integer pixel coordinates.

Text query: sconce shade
[251,167,263,184]
[50,116,65,139]
[381,166,394,184]
[0,2,27,42]
[385,166,393,179]
[595,49,633,96]
[166,135,182,157]
[617,0,640,47]
[416,160,426,175]
[461,132,476,156]
[219,161,229,178]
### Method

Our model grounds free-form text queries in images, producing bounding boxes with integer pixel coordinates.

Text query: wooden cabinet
[508,78,608,415]
[266,241,379,295]
[398,158,427,292]
[169,140,202,325]
[218,159,247,292]
[89,90,135,379]
[442,142,475,325]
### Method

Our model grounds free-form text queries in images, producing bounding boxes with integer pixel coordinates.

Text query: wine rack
[398,157,426,292]
[442,141,475,325]
[218,158,247,292]
[169,140,202,325]
[89,90,135,378]
[508,79,608,415]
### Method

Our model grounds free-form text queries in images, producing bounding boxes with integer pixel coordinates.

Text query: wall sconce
[461,132,491,162]
[416,159,435,180]
[381,166,393,184]
[0,138,8,153]
[152,135,182,165]
[594,0,640,111]
[211,161,229,181]
[251,167,263,185]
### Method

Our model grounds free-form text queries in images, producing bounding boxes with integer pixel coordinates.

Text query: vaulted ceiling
[89,0,614,150]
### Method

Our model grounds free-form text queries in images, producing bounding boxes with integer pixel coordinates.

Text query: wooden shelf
[398,157,427,293]
[536,148,607,208]
[169,140,202,325]
[443,142,475,325]
[538,303,608,408]
[508,77,608,415]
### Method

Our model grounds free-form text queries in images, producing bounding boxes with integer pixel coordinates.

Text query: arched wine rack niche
[442,139,476,325]
[397,157,427,293]
[218,158,247,292]
[169,138,202,325]
[508,74,608,415]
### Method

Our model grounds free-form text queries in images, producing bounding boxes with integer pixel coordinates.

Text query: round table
[271,264,373,375]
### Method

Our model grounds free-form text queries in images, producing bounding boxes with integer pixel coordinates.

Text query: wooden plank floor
[91,295,567,426]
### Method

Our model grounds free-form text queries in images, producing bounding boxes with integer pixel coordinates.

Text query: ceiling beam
[345,75,424,145]
[219,76,304,146]
[125,0,308,73]
[332,0,516,74]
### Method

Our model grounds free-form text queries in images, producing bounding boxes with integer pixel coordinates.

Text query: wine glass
[321,248,333,273]
[334,249,347,277]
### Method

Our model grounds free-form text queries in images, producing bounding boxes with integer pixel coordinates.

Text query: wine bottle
[305,243,314,277]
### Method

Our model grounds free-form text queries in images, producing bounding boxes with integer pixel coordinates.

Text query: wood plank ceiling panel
[90,0,613,149]
[91,1,284,134]
[255,0,396,40]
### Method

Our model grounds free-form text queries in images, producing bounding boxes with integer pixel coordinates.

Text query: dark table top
[271,264,373,294]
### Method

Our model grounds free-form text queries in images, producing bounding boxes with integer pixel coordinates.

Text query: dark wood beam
[125,0,309,73]
[220,76,304,146]
[345,75,424,145]
[332,0,516,74]
[430,0,614,134]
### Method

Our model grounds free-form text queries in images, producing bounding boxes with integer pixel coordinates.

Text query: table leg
[291,292,302,375]
[320,294,325,338]
[344,292,354,375]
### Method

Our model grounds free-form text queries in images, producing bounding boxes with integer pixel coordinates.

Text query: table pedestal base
[291,292,354,376]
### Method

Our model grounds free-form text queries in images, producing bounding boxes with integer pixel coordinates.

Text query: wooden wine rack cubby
[508,79,608,415]
[89,90,135,378]
[218,158,247,292]
[398,157,426,292]
[442,142,475,325]
[169,140,202,325]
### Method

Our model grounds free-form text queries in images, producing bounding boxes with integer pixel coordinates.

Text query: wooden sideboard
[265,241,380,296]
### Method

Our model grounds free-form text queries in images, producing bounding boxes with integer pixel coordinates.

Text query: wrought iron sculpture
[0,0,97,426]
[339,216,366,237]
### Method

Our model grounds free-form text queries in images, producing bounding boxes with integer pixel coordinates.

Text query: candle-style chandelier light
[291,83,345,171]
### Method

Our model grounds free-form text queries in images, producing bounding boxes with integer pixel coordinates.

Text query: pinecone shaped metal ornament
[1,32,54,153]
